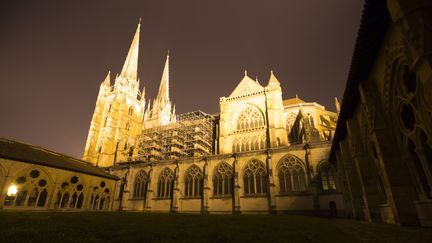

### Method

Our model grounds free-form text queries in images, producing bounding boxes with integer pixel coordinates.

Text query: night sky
[0,0,364,158]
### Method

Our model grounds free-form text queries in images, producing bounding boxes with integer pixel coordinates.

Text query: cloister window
[213,162,233,196]
[157,168,174,198]
[236,107,264,130]
[278,155,307,193]
[54,176,86,209]
[89,182,111,210]
[133,170,148,199]
[243,160,267,195]
[185,165,203,198]
[3,169,50,208]
[318,162,336,191]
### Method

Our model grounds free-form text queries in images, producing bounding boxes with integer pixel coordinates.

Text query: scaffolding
[137,110,215,162]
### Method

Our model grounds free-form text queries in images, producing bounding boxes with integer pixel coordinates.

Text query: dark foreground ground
[0,212,431,243]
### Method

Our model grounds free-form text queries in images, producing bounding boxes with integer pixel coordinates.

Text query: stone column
[340,140,365,220]
[359,83,420,225]
[144,166,153,211]
[202,159,210,214]
[266,151,277,213]
[49,183,61,209]
[232,155,241,214]
[171,162,180,212]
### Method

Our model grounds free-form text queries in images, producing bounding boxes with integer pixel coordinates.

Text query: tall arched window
[185,165,203,198]
[278,155,307,193]
[133,170,148,199]
[318,162,336,191]
[157,168,174,198]
[213,162,233,196]
[236,107,265,130]
[128,106,133,116]
[243,160,267,195]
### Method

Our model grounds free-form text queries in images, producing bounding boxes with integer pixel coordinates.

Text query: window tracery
[157,168,174,198]
[278,155,307,193]
[54,176,85,209]
[213,162,233,196]
[185,165,203,198]
[3,169,50,208]
[236,107,264,131]
[89,181,111,210]
[318,162,336,191]
[133,170,148,199]
[243,160,267,195]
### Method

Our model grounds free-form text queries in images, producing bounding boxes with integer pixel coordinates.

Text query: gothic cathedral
[83,22,343,214]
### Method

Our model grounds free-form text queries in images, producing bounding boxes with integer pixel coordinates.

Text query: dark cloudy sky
[0,0,364,158]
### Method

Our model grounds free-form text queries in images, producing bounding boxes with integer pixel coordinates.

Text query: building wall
[110,143,344,215]
[0,159,117,211]
[332,0,432,227]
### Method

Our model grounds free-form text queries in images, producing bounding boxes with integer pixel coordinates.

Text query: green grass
[0,212,431,243]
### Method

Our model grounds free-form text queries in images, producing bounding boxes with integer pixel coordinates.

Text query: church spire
[155,54,170,102]
[119,21,140,81]
[101,71,111,86]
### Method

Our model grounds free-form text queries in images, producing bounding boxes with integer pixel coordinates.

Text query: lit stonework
[82,23,342,214]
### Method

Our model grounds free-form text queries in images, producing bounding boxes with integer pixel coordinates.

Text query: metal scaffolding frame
[137,110,215,162]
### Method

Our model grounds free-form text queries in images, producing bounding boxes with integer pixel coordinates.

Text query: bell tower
[83,22,146,167]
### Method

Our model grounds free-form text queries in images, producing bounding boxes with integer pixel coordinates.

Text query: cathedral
[82,21,342,214]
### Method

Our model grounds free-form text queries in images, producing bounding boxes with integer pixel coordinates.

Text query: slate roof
[0,137,119,180]
[329,0,391,161]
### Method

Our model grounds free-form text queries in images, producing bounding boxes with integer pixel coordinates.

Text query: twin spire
[113,20,171,105]
[119,22,140,81]
[156,54,170,102]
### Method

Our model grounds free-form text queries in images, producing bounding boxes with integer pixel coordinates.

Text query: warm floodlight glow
[7,184,17,196]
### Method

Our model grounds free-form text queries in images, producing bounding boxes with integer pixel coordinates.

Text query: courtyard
[0,212,431,242]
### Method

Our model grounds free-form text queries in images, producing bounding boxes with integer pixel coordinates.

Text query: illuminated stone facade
[0,138,118,211]
[83,22,343,214]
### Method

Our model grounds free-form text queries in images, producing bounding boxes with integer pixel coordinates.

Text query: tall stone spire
[119,22,140,81]
[155,54,170,102]
[102,71,111,86]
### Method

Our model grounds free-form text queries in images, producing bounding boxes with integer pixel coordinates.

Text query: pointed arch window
[185,165,203,198]
[278,155,307,193]
[318,162,336,191]
[4,169,50,208]
[213,162,233,196]
[133,170,149,199]
[53,176,85,209]
[243,160,267,195]
[128,106,133,116]
[157,168,174,198]
[236,107,265,131]
[125,122,130,131]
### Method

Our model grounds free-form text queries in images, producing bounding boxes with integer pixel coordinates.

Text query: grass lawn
[0,212,431,242]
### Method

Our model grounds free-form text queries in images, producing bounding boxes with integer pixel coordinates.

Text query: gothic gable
[229,75,264,98]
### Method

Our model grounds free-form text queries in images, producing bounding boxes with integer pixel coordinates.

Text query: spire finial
[118,22,140,81]
[167,48,170,57]
[271,70,273,75]
[244,70,248,76]
[139,17,142,26]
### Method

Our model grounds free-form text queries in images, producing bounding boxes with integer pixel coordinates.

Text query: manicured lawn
[0,211,430,242]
